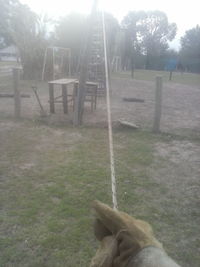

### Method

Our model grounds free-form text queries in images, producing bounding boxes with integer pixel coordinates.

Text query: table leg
[73,83,78,111]
[49,83,55,113]
[91,92,94,112]
[62,84,68,114]
[94,85,97,109]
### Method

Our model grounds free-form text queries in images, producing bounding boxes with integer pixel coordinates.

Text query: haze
[20,0,200,50]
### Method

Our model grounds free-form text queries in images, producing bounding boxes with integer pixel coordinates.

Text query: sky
[20,0,200,50]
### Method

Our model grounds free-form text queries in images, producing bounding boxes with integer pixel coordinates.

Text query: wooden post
[153,76,163,133]
[131,64,135,79]
[62,84,68,114]
[94,84,97,109]
[42,47,48,81]
[169,70,173,81]
[49,83,55,113]
[131,53,135,79]
[13,68,21,119]
[52,47,55,80]
[73,0,98,126]
[73,82,78,111]
[69,49,71,76]
[73,39,91,125]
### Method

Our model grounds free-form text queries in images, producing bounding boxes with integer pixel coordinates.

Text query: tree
[0,0,50,79]
[0,0,19,47]
[121,10,177,70]
[180,25,200,73]
[10,5,49,79]
[121,11,145,70]
[54,12,119,74]
[53,13,87,74]
[138,11,177,69]
[103,12,120,62]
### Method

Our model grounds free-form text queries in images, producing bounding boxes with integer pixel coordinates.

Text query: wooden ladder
[87,13,106,96]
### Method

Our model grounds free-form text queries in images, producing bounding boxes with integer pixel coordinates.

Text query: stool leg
[94,86,97,110]
[49,83,55,113]
[73,83,78,111]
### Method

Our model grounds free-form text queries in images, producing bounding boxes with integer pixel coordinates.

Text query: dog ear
[94,219,112,241]
[93,200,127,234]
[93,200,163,250]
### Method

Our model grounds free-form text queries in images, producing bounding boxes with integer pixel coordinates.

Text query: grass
[0,118,199,266]
[0,121,110,266]
[113,69,200,87]
[0,63,199,265]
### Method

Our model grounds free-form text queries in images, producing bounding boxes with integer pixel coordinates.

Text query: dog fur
[90,201,181,267]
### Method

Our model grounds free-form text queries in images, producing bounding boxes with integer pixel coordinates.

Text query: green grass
[113,69,200,87]
[0,119,199,266]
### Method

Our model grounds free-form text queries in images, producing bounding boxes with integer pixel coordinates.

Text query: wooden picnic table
[48,78,78,114]
[48,78,98,114]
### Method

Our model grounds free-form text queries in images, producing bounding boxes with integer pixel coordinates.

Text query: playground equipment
[111,56,121,72]
[42,46,71,81]
[0,68,30,119]
[73,0,105,126]
[87,13,106,96]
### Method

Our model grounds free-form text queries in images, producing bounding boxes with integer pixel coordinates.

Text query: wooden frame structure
[42,46,71,81]
[0,68,30,118]
[73,0,99,125]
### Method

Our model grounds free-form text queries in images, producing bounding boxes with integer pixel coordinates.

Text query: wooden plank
[119,120,139,129]
[13,68,21,119]
[75,81,98,86]
[0,93,30,98]
[62,84,68,114]
[31,86,46,116]
[48,78,78,85]
[49,83,55,113]
[123,97,144,103]
[153,76,163,133]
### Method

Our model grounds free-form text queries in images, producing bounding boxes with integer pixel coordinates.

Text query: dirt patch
[142,139,200,266]
[85,77,200,134]
[0,120,20,132]
[1,76,200,135]
[0,73,200,266]
[155,140,200,164]
[152,140,200,202]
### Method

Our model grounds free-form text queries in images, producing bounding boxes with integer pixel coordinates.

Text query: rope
[102,11,118,210]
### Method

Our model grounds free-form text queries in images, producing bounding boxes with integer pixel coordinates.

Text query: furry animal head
[93,200,163,250]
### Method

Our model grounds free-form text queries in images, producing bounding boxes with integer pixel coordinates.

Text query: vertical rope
[102,11,118,210]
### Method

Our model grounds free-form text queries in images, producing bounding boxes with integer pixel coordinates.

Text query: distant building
[0,45,20,62]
